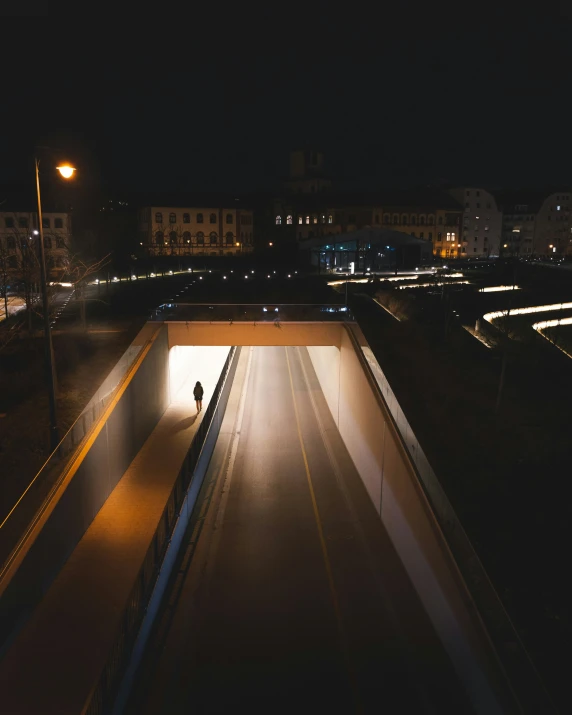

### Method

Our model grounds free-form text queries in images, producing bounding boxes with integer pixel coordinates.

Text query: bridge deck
[127,346,473,714]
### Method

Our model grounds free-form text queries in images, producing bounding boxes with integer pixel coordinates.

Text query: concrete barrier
[308,330,515,714]
[0,325,170,654]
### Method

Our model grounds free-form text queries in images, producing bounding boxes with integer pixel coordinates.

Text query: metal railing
[81,345,238,715]
[0,343,144,574]
[149,302,352,323]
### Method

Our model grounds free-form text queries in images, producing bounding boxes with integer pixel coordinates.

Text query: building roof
[275,189,462,211]
[493,188,571,212]
[127,191,255,210]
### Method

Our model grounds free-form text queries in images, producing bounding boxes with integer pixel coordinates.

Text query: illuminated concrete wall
[308,332,508,712]
[168,345,232,400]
[167,321,342,347]
[0,326,171,652]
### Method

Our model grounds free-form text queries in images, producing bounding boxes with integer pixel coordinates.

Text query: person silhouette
[193,381,204,412]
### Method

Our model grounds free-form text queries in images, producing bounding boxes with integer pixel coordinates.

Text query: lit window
[305,216,310,224]
[321,214,325,224]
[287,215,292,225]
[276,215,282,225]
[557,205,561,211]
[313,216,318,224]
[298,216,303,225]
[328,215,333,224]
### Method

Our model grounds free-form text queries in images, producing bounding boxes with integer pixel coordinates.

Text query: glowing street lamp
[56,164,76,179]
[35,157,76,450]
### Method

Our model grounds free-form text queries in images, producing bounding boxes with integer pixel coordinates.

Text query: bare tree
[66,251,111,330]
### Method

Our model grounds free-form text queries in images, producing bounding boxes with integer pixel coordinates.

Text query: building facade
[532,191,572,256]
[448,187,502,257]
[496,190,572,257]
[138,206,254,257]
[272,193,462,259]
[0,210,72,278]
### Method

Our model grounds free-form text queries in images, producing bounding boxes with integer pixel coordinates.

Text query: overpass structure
[0,305,555,714]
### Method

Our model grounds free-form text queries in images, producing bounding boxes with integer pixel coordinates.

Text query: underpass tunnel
[167,345,231,409]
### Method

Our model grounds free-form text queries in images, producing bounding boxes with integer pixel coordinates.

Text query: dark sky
[2,6,572,197]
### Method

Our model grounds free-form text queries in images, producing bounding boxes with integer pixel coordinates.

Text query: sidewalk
[0,348,230,714]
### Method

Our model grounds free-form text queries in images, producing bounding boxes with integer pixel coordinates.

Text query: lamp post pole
[35,158,59,451]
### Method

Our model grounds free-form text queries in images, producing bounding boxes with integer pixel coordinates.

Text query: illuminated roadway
[127,346,473,714]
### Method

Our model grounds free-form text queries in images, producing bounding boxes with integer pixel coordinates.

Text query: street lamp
[35,157,76,450]
[56,164,76,179]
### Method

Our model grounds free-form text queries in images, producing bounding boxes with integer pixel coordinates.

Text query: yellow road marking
[284,346,362,712]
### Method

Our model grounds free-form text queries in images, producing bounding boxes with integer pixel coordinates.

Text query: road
[127,346,473,714]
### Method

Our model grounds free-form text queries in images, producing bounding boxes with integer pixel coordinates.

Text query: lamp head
[57,165,76,179]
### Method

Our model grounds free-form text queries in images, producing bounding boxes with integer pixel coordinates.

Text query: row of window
[4,217,64,229]
[155,212,242,225]
[383,214,436,226]
[465,202,493,210]
[1,235,65,250]
[277,213,453,227]
[276,215,334,225]
[153,231,252,246]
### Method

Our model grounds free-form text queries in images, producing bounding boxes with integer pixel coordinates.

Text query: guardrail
[149,302,353,323]
[344,321,556,713]
[81,345,239,715]
[0,343,144,576]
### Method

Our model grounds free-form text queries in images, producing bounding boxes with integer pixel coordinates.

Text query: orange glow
[56,164,76,179]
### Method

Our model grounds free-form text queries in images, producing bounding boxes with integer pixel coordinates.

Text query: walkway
[128,346,473,714]
[0,348,229,714]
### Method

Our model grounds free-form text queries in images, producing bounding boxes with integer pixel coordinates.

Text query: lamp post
[35,158,76,451]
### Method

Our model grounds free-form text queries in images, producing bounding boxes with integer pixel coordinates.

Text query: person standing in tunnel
[193,381,204,412]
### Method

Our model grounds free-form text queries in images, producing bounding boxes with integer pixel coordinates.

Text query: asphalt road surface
[127,346,473,714]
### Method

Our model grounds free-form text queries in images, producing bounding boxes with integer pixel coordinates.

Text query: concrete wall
[0,326,171,653]
[167,321,342,347]
[168,345,231,400]
[308,332,509,713]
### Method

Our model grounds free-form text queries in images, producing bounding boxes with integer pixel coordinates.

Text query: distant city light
[479,285,520,293]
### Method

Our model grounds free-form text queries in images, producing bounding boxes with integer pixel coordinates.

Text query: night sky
[2,6,571,196]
